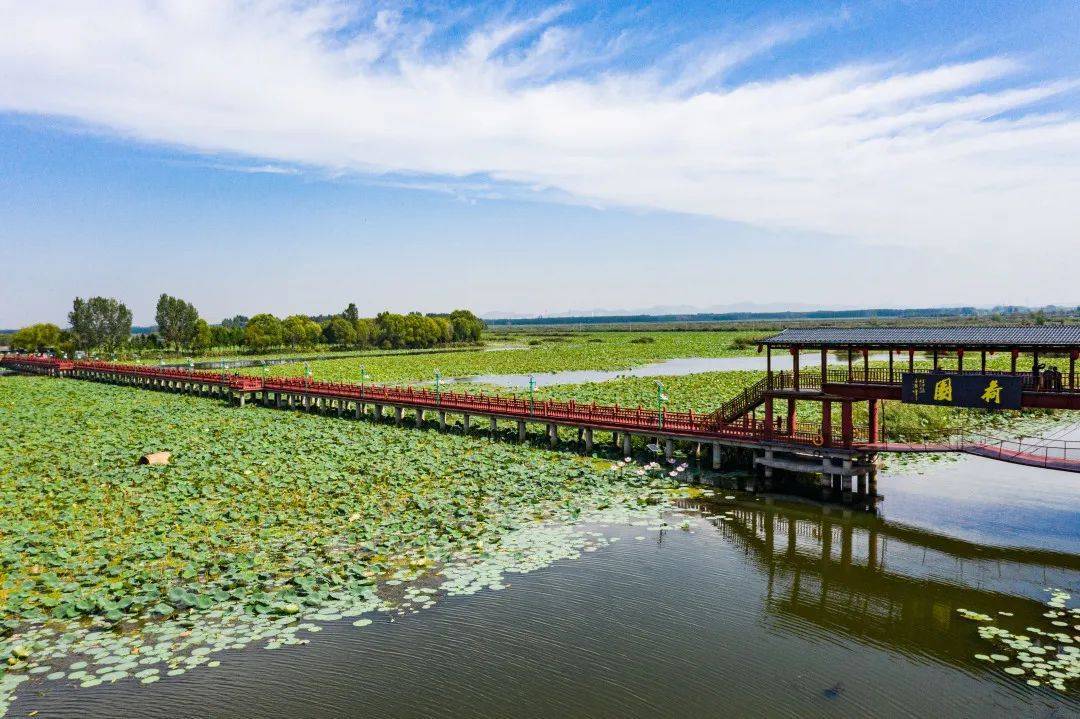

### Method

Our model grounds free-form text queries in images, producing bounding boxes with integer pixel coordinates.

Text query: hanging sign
[901,372,1022,410]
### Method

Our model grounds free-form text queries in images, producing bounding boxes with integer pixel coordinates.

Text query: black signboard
[901,372,1023,410]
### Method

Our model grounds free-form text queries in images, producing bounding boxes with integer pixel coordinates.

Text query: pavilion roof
[760,326,1080,350]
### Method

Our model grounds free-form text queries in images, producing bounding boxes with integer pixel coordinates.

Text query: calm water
[444,352,892,388]
[15,453,1080,718]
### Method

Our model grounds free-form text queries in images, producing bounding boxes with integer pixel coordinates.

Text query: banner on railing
[901,372,1022,410]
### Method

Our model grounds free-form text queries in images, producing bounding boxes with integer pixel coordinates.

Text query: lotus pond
[2,374,1078,717]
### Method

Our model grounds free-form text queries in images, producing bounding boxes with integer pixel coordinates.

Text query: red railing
[0,355,866,448]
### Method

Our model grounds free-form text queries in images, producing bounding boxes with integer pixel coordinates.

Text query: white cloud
[1,0,1077,250]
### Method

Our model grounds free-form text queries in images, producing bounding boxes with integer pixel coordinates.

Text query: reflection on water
[445,352,892,388]
[22,459,1079,718]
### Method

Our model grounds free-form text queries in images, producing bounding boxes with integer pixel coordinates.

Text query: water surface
[16,452,1079,718]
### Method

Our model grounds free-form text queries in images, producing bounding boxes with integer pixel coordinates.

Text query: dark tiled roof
[761,326,1080,348]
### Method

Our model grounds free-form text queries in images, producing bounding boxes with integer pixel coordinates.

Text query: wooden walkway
[5,354,1080,473]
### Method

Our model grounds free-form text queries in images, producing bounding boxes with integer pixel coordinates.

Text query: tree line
[5,295,485,356]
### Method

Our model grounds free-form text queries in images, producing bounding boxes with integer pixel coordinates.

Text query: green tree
[324,316,357,345]
[243,314,283,350]
[155,294,200,350]
[191,319,213,352]
[343,303,359,323]
[352,318,375,348]
[221,315,249,329]
[282,315,322,348]
[448,309,485,342]
[69,296,133,351]
[11,323,62,352]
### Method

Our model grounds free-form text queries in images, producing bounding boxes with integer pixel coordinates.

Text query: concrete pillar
[548,423,558,448]
[490,416,497,435]
[612,431,620,448]
[517,420,526,441]
[374,404,382,420]
[857,473,866,495]
[664,438,673,460]
[439,411,447,430]
[354,402,362,419]
[622,433,632,457]
[584,428,593,453]
[416,408,424,427]
[764,395,774,439]
[462,413,470,433]
[711,442,721,470]
[336,401,343,417]
[394,406,403,424]
[238,393,246,407]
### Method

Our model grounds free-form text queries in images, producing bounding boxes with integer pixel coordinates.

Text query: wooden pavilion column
[908,349,914,373]
[932,349,939,370]
[786,398,796,435]
[1010,349,1018,374]
[957,348,964,372]
[840,401,853,448]
[821,400,832,447]
[847,347,853,378]
[868,400,879,444]
[862,348,869,379]
[888,351,894,383]
[791,347,800,390]
[820,347,828,387]
[980,351,986,374]
[1071,351,1077,390]
[764,396,775,439]
[766,345,772,387]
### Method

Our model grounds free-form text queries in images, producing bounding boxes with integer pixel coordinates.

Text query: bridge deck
[5,354,1080,473]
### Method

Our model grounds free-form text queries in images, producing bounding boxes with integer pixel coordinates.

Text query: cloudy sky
[2,0,1078,326]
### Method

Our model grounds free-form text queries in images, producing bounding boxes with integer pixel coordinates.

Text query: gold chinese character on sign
[933,377,953,402]
[981,379,1002,405]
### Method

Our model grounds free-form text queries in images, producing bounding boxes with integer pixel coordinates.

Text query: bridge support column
[841,401,853,448]
[374,404,382,420]
[354,401,363,419]
[821,400,832,447]
[517,420,526,441]
[548,424,558,448]
[868,400,879,444]
[764,396,774,439]
[711,442,721,470]
[584,428,593,453]
[417,408,425,427]
[664,438,673,461]
[394,407,403,424]
[439,411,447,430]
[622,433,632,457]
[857,473,866,495]
[462,413,470,434]
[612,431,620,448]
[490,416,497,435]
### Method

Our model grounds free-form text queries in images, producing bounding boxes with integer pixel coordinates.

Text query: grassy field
[240,330,761,384]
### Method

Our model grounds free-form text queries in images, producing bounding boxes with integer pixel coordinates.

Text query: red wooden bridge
[5,324,1080,477]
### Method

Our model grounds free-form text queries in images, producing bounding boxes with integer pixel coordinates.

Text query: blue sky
[1,0,1078,326]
